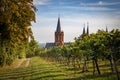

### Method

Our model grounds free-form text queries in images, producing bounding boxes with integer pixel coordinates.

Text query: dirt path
[15,58,30,68]
[15,58,26,68]
[25,58,30,67]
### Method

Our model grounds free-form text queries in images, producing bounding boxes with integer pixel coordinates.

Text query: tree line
[0,0,37,66]
[40,29,120,79]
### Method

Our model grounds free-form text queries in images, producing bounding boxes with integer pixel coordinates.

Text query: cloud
[49,6,115,11]
[82,6,115,11]
[98,1,103,5]
[100,1,120,6]
[80,1,120,6]
[32,13,120,43]
[32,0,120,43]
[114,11,120,15]
[33,0,51,5]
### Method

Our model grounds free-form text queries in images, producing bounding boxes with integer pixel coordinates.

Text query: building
[45,19,91,49]
[79,23,89,39]
[45,17,64,49]
[55,17,64,46]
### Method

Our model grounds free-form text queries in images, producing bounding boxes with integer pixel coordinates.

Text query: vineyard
[0,1,120,80]
[0,29,120,80]
[0,57,119,80]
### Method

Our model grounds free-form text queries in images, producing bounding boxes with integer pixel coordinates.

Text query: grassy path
[29,57,69,80]
[25,58,30,67]
[15,58,26,68]
[0,57,69,80]
[0,57,119,80]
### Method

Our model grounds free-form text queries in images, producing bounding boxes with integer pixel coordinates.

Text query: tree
[89,32,102,75]
[79,34,90,72]
[39,28,120,79]
[0,0,36,66]
[106,29,120,80]
[26,40,40,58]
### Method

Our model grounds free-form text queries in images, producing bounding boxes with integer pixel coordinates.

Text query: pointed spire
[56,17,61,32]
[106,26,108,32]
[83,24,85,34]
[87,22,89,34]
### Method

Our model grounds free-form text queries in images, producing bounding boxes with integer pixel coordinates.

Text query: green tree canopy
[0,0,36,66]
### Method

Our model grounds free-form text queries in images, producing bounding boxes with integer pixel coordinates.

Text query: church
[45,17,90,49]
[45,17,64,49]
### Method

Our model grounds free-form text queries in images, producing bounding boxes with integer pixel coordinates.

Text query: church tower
[106,26,108,32]
[87,22,89,34]
[55,17,64,46]
[83,24,85,34]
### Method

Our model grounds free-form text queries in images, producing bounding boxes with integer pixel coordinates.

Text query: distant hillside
[39,43,46,48]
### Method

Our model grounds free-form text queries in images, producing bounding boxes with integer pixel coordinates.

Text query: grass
[0,56,119,80]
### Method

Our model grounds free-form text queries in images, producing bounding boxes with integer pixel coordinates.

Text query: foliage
[0,0,36,66]
[40,29,120,78]
[26,40,42,58]
[0,56,119,80]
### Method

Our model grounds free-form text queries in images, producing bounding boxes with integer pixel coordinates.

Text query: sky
[32,0,120,43]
